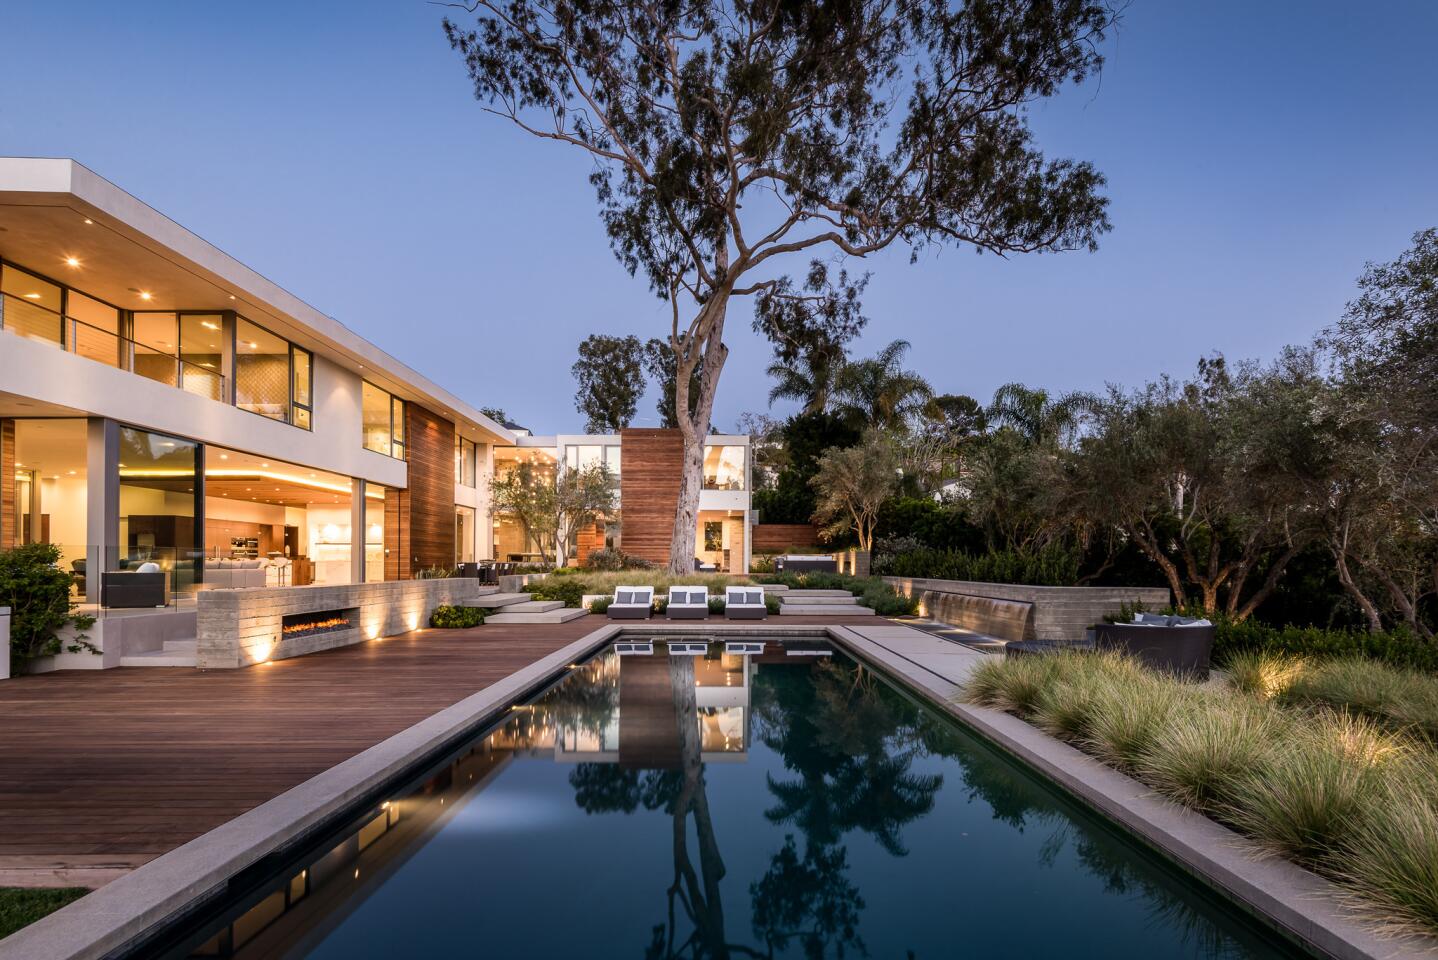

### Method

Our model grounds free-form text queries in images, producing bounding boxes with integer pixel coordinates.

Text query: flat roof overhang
[0,157,515,446]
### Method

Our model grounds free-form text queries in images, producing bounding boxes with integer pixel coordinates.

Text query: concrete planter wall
[197,579,487,669]
[884,576,1171,642]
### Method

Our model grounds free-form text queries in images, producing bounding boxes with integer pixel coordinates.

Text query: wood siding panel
[383,485,409,581]
[402,404,455,575]
[619,428,683,566]
[752,522,825,553]
[0,419,14,548]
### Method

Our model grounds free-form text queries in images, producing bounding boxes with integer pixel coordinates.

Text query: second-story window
[362,381,405,459]
[456,436,476,487]
[703,444,747,490]
[235,317,312,429]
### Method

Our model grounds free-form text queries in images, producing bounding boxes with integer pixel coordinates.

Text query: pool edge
[823,624,1438,960]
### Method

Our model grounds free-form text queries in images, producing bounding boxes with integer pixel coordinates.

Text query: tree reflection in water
[564,652,941,958]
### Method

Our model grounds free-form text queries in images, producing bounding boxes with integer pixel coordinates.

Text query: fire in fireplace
[281,608,359,641]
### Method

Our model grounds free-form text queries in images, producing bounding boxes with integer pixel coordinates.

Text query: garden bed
[961,651,1438,939]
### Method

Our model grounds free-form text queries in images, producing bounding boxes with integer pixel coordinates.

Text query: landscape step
[493,600,565,614]
[485,607,589,625]
[779,594,860,605]
[778,604,876,616]
[119,642,198,668]
[459,593,530,609]
[779,589,857,599]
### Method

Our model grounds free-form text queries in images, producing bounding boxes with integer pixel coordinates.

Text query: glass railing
[0,296,226,402]
[37,542,204,619]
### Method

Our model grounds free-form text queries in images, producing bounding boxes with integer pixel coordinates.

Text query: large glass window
[180,314,225,401]
[456,505,476,565]
[455,436,476,487]
[364,484,386,583]
[0,264,63,345]
[362,382,405,459]
[236,318,291,421]
[118,427,199,603]
[234,318,311,428]
[10,420,88,598]
[702,444,747,490]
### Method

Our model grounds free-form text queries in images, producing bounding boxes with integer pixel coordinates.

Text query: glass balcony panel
[1,294,64,345]
[71,319,122,367]
[133,343,179,388]
[180,360,224,401]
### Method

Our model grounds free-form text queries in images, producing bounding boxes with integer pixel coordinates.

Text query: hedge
[872,545,1081,587]
[1213,618,1438,674]
[430,605,484,629]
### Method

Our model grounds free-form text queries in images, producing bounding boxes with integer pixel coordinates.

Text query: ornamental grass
[959,651,1438,941]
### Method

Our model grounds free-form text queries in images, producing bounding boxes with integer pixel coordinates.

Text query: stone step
[779,604,875,616]
[779,594,859,605]
[163,639,198,653]
[780,589,856,599]
[119,646,198,667]
[493,600,564,614]
[485,608,590,625]
[459,593,531,609]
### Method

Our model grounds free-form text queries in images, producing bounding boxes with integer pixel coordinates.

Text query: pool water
[174,639,1310,959]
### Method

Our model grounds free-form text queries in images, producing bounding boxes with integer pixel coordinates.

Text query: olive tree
[444,0,1115,572]
[490,460,616,566]
[810,430,900,552]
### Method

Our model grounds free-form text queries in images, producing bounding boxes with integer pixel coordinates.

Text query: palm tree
[765,340,845,415]
[987,382,1098,447]
[832,339,933,430]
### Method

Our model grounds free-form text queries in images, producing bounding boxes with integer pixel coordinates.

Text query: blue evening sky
[2,1,1434,433]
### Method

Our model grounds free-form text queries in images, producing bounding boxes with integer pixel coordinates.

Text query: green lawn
[0,887,88,940]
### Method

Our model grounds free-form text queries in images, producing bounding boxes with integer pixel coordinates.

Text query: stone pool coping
[825,623,1438,960]
[0,622,846,960]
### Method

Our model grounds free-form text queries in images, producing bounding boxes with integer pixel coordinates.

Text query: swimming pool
[155,637,1311,958]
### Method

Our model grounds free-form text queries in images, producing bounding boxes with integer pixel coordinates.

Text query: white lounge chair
[607,585,654,620]
[667,585,709,620]
[725,586,767,620]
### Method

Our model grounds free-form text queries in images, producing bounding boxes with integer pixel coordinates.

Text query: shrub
[856,580,919,616]
[872,544,1081,587]
[1228,713,1396,869]
[1083,679,1185,771]
[707,596,726,615]
[416,566,458,579]
[1136,696,1284,814]
[1280,658,1438,743]
[1213,618,1438,674]
[1031,653,1147,742]
[1345,764,1438,935]
[961,654,1063,717]
[749,553,776,574]
[523,578,588,607]
[0,543,96,668]
[585,548,653,571]
[764,594,781,614]
[1224,650,1307,700]
[430,605,484,629]
[653,596,669,614]
[589,596,613,614]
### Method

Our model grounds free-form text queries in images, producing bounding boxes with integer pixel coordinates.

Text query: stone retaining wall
[884,577,1171,642]
[197,579,488,669]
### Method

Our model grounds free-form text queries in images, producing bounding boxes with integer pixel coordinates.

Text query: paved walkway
[0,613,872,888]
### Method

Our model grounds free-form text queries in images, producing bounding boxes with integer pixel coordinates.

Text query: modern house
[495,430,752,572]
[0,158,752,667]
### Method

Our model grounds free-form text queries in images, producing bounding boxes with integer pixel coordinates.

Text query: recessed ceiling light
[261,462,269,468]
[64,256,81,267]
[23,292,41,299]
[139,291,153,301]
[201,321,219,330]
[83,218,92,225]
[219,453,228,460]
[228,295,236,300]
[67,470,76,475]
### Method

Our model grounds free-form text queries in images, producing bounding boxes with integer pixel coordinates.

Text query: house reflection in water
[183,641,813,957]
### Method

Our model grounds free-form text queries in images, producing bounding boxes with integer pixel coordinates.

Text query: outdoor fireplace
[281,608,359,641]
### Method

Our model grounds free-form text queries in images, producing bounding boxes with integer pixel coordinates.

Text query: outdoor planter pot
[1092,620,1215,679]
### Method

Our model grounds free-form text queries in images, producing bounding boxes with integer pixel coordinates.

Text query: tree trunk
[1231,542,1303,623]
[1133,524,1186,608]
[667,293,730,574]
[1333,543,1383,633]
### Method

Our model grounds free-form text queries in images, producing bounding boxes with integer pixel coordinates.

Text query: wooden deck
[0,613,868,888]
